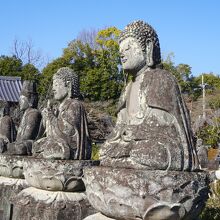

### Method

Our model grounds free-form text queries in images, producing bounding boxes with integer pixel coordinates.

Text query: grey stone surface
[0,176,28,220]
[23,158,99,191]
[33,67,91,160]
[0,155,24,178]
[0,101,16,153]
[6,81,42,155]
[84,213,116,220]
[84,167,209,220]
[196,139,208,169]
[12,187,97,220]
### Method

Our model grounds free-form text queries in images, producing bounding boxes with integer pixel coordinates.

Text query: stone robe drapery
[33,98,91,160]
[101,68,199,171]
[0,115,16,143]
[6,108,42,155]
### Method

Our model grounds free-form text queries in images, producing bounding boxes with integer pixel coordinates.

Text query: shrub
[200,181,220,220]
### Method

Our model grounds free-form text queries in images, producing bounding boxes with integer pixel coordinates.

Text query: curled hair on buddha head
[20,80,38,108]
[53,67,80,99]
[119,20,161,67]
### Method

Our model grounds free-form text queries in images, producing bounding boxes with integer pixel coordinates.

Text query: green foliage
[63,40,95,72]
[21,63,39,80]
[39,57,71,95]
[162,53,201,100]
[209,92,220,110]
[44,26,124,102]
[196,91,220,147]
[194,73,220,91]
[96,27,120,49]
[93,27,123,101]
[200,181,220,220]
[196,124,220,147]
[0,55,23,76]
[91,143,100,160]
[0,55,40,82]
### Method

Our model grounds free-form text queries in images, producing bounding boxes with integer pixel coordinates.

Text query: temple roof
[0,76,22,102]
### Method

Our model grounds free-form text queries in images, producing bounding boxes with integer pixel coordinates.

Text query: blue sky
[1,0,220,76]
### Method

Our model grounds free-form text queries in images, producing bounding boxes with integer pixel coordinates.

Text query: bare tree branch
[10,38,48,69]
[77,28,99,49]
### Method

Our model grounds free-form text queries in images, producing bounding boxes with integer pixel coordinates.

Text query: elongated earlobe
[146,39,154,67]
[66,82,72,98]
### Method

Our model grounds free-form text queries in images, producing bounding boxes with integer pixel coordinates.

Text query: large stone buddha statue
[6,81,42,155]
[33,67,91,160]
[101,20,199,171]
[83,21,209,220]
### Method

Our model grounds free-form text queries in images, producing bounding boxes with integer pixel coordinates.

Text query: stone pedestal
[0,155,28,220]
[11,158,99,220]
[0,155,24,178]
[12,187,96,220]
[84,167,210,220]
[84,213,116,220]
[0,176,28,220]
[23,158,99,191]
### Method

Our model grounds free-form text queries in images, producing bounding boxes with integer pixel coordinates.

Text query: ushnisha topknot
[53,67,80,99]
[119,20,161,65]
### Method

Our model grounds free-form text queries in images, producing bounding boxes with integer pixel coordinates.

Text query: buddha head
[52,67,80,101]
[119,20,161,73]
[19,81,38,111]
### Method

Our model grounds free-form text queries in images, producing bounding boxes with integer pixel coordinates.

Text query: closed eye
[125,45,130,51]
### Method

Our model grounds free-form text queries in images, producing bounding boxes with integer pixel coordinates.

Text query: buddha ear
[146,39,154,67]
[67,81,72,98]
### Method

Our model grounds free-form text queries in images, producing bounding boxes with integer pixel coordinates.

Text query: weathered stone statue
[0,101,16,153]
[33,67,91,160]
[101,21,199,171]
[84,21,210,220]
[6,81,42,155]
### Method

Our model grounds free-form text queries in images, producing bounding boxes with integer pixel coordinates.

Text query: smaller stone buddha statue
[6,81,42,155]
[33,67,91,160]
[0,101,16,153]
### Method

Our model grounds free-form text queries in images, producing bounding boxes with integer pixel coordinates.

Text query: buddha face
[119,37,146,73]
[53,77,68,101]
[19,95,29,111]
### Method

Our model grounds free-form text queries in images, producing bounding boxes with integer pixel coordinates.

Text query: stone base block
[84,167,210,220]
[84,213,116,220]
[0,155,25,178]
[12,187,97,220]
[23,158,99,192]
[0,176,28,220]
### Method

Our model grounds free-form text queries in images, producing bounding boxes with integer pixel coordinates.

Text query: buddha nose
[120,51,125,59]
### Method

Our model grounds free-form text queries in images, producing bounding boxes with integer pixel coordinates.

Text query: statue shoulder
[66,99,83,108]
[144,68,181,112]
[24,108,42,120]
[154,68,178,85]
[143,68,179,92]
[0,115,13,123]
[63,99,85,115]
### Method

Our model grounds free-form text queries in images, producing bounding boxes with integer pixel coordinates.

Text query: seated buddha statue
[32,67,91,160]
[0,101,16,153]
[101,20,199,171]
[6,81,42,155]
